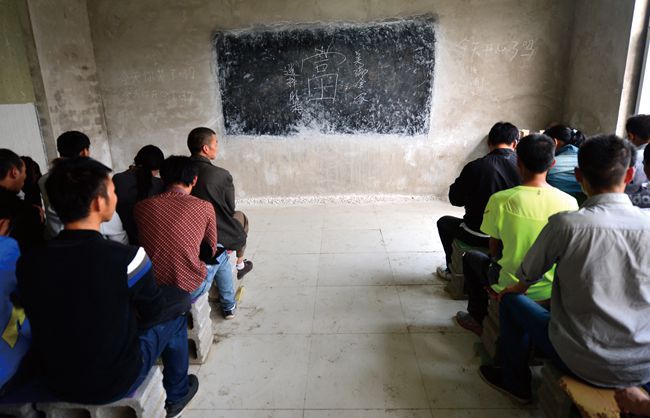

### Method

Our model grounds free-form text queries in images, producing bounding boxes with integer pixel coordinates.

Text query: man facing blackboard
[188,128,254,292]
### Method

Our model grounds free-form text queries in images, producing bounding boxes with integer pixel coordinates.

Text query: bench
[480,299,500,360]
[0,366,165,418]
[539,363,623,418]
[187,291,213,364]
[444,239,489,300]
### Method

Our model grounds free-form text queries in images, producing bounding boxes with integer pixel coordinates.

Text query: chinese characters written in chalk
[302,45,346,102]
[454,38,537,61]
[283,64,302,113]
[353,51,368,105]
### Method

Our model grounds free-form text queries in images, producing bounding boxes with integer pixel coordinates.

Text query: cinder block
[480,315,499,360]
[538,363,580,418]
[188,292,211,336]
[0,402,39,418]
[37,366,165,418]
[445,239,489,300]
[189,319,213,365]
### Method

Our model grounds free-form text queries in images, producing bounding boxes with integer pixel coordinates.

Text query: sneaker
[455,311,483,337]
[436,266,453,281]
[165,374,199,418]
[237,260,254,280]
[478,365,531,404]
[223,305,236,320]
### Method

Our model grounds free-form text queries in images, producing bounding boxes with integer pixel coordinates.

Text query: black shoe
[237,260,254,280]
[165,374,199,418]
[478,365,531,404]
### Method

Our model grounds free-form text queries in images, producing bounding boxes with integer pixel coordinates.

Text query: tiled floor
[186,201,543,418]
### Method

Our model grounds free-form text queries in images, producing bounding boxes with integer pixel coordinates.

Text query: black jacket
[190,155,247,250]
[0,187,43,253]
[448,148,521,232]
[16,230,186,404]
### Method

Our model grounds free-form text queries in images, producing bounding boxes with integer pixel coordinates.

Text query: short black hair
[187,127,216,155]
[160,156,198,187]
[45,157,112,224]
[543,125,586,147]
[626,115,650,141]
[0,149,24,180]
[578,135,634,190]
[488,122,519,146]
[516,134,556,173]
[57,131,91,158]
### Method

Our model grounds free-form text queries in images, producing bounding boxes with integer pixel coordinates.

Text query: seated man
[39,131,128,244]
[134,156,237,318]
[625,144,650,208]
[436,122,521,280]
[480,135,650,403]
[16,157,197,417]
[0,149,43,253]
[0,210,31,394]
[455,134,578,335]
[188,127,253,280]
[626,114,650,186]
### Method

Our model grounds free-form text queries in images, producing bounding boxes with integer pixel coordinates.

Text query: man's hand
[0,219,10,236]
[497,281,528,301]
[615,387,650,416]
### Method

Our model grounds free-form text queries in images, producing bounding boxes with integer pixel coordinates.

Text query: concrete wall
[562,0,637,135]
[87,0,576,198]
[27,0,112,166]
[0,0,35,104]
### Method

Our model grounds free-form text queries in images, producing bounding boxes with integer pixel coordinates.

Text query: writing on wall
[215,19,436,136]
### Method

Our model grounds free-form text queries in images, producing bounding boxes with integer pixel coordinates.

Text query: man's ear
[624,166,635,184]
[549,159,556,169]
[574,166,583,183]
[191,176,198,187]
[9,165,19,180]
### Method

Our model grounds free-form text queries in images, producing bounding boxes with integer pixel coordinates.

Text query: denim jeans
[499,294,570,393]
[127,316,189,405]
[211,250,236,311]
[189,263,218,301]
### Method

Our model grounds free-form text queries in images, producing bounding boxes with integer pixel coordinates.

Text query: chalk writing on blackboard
[215,19,436,136]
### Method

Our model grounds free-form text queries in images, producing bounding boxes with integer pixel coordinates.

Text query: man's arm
[500,219,565,297]
[488,238,502,260]
[126,247,164,324]
[223,172,237,213]
[199,203,218,263]
[448,164,472,207]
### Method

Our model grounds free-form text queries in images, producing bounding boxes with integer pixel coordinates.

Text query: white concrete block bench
[187,291,213,364]
[36,366,165,418]
[0,366,165,418]
[444,239,489,300]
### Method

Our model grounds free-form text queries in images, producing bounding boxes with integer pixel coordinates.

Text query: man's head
[0,149,26,193]
[516,134,556,175]
[187,127,217,160]
[57,131,91,158]
[160,156,199,189]
[576,135,635,195]
[625,115,650,146]
[644,144,650,180]
[45,157,115,225]
[487,122,519,149]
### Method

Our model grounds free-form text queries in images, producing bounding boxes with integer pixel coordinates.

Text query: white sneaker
[436,266,453,281]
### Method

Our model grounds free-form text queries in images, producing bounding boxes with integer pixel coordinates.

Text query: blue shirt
[547,144,581,196]
[0,236,31,389]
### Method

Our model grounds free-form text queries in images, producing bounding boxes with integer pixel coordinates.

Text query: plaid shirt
[134,188,217,292]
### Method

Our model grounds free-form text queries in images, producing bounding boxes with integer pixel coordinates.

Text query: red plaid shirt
[134,188,217,292]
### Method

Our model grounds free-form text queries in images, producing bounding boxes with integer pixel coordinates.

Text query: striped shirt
[134,188,217,292]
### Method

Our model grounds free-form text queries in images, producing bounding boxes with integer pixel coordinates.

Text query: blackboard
[214,19,435,136]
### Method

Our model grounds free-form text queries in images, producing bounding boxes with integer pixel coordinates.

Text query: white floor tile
[305,334,429,409]
[213,286,316,335]
[304,410,432,418]
[321,229,385,253]
[257,229,323,254]
[183,410,303,418]
[313,286,406,334]
[389,252,445,285]
[318,252,394,286]
[397,285,467,333]
[381,228,441,253]
[248,253,320,288]
[192,334,311,409]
